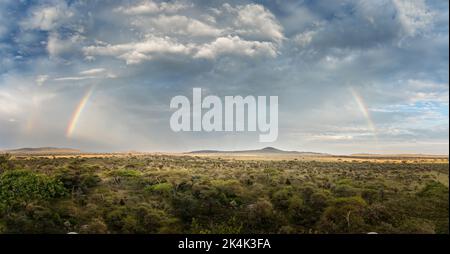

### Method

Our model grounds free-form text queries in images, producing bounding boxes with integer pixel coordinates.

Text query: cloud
[309,134,355,141]
[47,33,83,58]
[0,0,448,154]
[83,34,278,64]
[53,76,96,81]
[81,2,283,64]
[393,0,434,36]
[35,75,49,86]
[288,0,440,57]
[0,91,19,114]
[21,2,74,31]
[79,68,106,75]
[0,1,11,39]
[116,0,189,15]
[83,36,194,64]
[293,30,317,47]
[144,14,222,37]
[53,68,116,81]
[194,35,278,59]
[228,3,285,44]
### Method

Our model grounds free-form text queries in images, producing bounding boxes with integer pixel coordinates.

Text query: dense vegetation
[0,154,448,234]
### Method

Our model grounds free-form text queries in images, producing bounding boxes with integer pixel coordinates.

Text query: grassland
[0,153,448,234]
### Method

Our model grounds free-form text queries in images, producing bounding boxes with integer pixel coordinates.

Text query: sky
[0,0,448,154]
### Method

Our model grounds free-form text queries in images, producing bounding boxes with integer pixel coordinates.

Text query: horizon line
[1,146,448,157]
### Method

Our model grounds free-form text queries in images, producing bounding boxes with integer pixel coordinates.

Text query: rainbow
[66,86,95,138]
[349,87,379,145]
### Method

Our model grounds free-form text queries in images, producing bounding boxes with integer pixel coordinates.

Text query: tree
[317,196,368,233]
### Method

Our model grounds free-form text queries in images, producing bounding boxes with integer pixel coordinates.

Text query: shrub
[0,170,67,210]
[0,154,13,172]
[110,169,142,177]
[417,181,448,199]
[145,182,173,196]
[287,195,305,222]
[361,189,382,204]
[191,217,243,234]
[2,204,65,233]
[79,218,108,234]
[210,179,243,198]
[317,196,368,233]
[56,168,100,194]
[245,198,279,232]
[105,205,172,233]
[396,218,436,234]
[333,184,359,197]
[271,186,294,210]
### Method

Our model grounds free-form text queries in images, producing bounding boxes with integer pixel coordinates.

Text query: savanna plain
[0,152,448,234]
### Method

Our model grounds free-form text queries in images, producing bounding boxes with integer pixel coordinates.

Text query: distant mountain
[190,147,328,156]
[4,147,81,155]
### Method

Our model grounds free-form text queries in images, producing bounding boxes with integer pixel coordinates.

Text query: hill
[3,147,81,155]
[189,147,328,156]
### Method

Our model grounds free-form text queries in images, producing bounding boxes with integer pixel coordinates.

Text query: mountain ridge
[2,147,81,154]
[189,147,329,156]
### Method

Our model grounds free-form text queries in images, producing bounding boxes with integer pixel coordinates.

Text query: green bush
[191,217,243,234]
[145,182,173,196]
[110,169,142,177]
[396,218,436,234]
[0,154,13,172]
[105,205,173,233]
[56,168,100,194]
[318,196,368,233]
[417,181,448,199]
[333,184,359,197]
[79,218,108,234]
[2,204,66,233]
[0,170,67,210]
[271,186,294,210]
